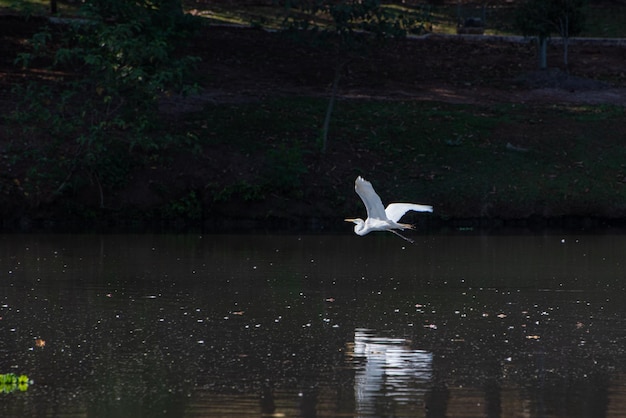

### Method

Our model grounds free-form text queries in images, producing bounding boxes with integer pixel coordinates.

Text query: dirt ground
[179,25,626,108]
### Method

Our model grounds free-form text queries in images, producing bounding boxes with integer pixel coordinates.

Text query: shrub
[11,0,200,207]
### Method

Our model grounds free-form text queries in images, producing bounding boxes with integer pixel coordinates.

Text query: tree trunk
[538,36,548,70]
[50,0,57,14]
[563,36,569,71]
[320,60,346,153]
[561,15,570,71]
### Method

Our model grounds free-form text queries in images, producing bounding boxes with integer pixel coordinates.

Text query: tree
[553,0,587,68]
[516,0,587,70]
[12,0,199,206]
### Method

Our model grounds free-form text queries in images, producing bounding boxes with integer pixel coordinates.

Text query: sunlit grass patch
[5,1,625,37]
[0,0,47,14]
[0,0,77,15]
[563,104,625,122]
[185,3,287,29]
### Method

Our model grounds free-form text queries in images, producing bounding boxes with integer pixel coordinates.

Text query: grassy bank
[179,98,626,222]
[5,95,626,229]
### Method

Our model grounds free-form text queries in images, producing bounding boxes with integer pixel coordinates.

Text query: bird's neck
[354,220,367,235]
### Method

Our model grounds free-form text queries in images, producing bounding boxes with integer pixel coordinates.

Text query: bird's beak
[344,218,356,223]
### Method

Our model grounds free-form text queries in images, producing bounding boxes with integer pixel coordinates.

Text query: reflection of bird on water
[351,329,433,415]
[345,176,433,243]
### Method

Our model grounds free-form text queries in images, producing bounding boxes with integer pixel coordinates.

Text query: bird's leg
[390,229,415,244]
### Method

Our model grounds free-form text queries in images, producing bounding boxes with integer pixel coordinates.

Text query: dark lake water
[1,232,626,417]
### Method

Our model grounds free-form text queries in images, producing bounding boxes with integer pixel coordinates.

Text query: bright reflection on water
[1,232,626,417]
[351,329,432,416]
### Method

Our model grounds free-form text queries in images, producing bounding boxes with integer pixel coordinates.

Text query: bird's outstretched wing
[355,176,387,220]
[385,203,433,223]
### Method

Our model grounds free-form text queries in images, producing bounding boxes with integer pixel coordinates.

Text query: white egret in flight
[345,176,433,243]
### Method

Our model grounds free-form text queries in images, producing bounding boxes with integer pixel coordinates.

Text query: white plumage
[345,176,433,243]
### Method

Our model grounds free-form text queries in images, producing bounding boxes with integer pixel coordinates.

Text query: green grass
[177,98,626,218]
[0,0,75,15]
[584,4,626,38]
[183,98,326,151]
[184,2,626,38]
